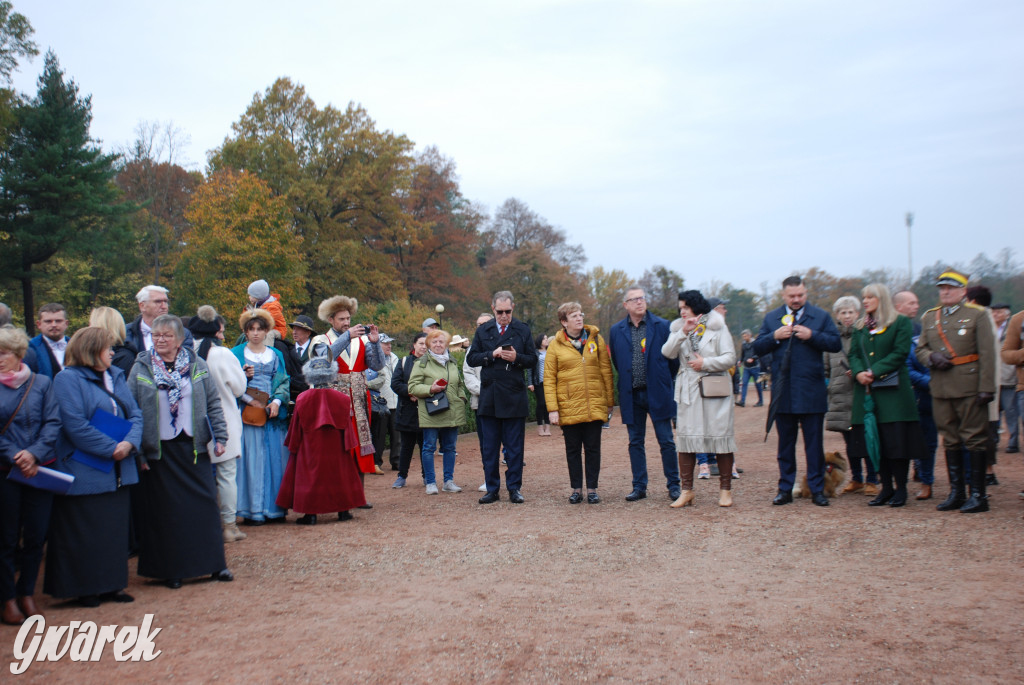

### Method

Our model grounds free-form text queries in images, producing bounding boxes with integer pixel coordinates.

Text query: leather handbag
[870,372,899,389]
[425,390,449,415]
[698,374,731,398]
[242,386,270,426]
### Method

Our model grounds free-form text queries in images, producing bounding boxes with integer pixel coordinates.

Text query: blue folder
[8,465,75,494]
[69,408,132,473]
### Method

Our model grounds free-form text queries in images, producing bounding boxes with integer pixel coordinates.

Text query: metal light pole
[435,303,444,330]
[906,212,914,287]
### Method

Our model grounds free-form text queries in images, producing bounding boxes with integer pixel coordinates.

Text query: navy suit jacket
[466,318,536,418]
[753,303,841,414]
[608,312,678,424]
[27,335,69,379]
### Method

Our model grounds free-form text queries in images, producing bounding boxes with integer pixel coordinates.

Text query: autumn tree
[208,78,415,306]
[175,169,305,326]
[486,244,591,333]
[483,197,585,270]
[0,51,133,333]
[587,265,632,335]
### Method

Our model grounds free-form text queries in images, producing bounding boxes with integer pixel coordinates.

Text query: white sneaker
[425,483,439,495]
[442,481,462,493]
[478,483,487,492]
[698,464,711,479]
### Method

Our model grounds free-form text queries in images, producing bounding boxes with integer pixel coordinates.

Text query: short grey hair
[491,290,514,307]
[832,296,860,314]
[151,313,185,342]
[623,285,645,302]
[0,302,11,327]
[136,284,169,304]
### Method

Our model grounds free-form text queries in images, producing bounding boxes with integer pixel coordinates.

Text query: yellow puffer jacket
[544,325,614,426]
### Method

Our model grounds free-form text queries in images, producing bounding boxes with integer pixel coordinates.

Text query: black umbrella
[764,337,794,442]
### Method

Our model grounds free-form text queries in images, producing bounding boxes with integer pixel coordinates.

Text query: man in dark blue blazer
[609,286,681,501]
[467,290,537,504]
[753,276,841,506]
[26,303,70,379]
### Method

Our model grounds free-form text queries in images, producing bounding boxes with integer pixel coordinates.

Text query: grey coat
[128,346,228,465]
[824,325,855,432]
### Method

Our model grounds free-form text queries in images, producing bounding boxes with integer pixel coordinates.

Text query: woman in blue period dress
[232,309,290,525]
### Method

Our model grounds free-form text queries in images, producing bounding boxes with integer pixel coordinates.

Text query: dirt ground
[5,403,1024,683]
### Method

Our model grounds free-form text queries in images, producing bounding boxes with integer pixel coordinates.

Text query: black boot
[936,449,966,511]
[960,451,989,513]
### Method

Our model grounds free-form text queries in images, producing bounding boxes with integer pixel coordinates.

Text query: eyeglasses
[494,309,512,315]
[152,333,177,340]
[625,296,646,304]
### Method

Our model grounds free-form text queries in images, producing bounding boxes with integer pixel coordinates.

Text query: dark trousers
[562,420,603,489]
[371,410,390,466]
[387,412,401,468]
[878,456,910,495]
[479,415,525,494]
[397,429,423,480]
[775,412,826,493]
[535,384,549,425]
[0,477,53,601]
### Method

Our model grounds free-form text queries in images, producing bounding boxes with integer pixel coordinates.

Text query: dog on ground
[793,451,848,498]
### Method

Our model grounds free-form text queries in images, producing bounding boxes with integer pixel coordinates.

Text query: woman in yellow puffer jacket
[544,302,614,504]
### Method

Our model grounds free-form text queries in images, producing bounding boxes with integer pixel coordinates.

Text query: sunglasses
[494,309,512,315]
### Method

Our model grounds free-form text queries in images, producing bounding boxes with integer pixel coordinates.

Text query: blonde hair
[0,326,29,359]
[425,329,451,347]
[557,302,583,323]
[856,283,897,330]
[65,327,116,369]
[89,307,127,345]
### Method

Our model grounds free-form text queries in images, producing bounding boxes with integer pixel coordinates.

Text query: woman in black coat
[389,332,426,489]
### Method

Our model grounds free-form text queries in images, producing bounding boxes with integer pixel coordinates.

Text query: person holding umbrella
[848,284,925,507]
[753,275,842,506]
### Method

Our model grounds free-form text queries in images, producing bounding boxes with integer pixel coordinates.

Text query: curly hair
[677,290,710,316]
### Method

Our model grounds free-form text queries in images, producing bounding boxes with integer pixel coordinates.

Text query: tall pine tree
[0,50,131,332]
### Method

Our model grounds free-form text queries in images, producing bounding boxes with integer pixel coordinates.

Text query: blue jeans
[1001,387,1021,450]
[626,388,680,492]
[739,367,763,405]
[421,427,458,485]
[697,453,717,465]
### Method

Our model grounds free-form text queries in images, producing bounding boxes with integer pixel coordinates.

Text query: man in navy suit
[609,286,681,501]
[754,276,841,506]
[27,303,70,378]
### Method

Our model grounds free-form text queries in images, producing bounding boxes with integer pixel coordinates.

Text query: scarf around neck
[0,362,31,389]
[150,347,191,427]
[428,350,449,366]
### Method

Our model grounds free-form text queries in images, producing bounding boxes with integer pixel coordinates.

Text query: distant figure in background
[127,285,194,352]
[89,307,137,376]
[246,279,288,338]
[893,290,937,500]
[530,334,552,436]
[391,332,427,489]
[991,303,1019,454]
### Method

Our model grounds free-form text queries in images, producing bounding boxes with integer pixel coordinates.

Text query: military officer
[916,269,997,513]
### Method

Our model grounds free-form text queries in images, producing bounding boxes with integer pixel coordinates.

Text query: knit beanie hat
[248,279,270,301]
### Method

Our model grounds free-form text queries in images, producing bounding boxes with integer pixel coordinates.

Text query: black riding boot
[960,451,989,513]
[936,449,966,511]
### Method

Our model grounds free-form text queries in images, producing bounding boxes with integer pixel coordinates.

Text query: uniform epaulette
[923,305,941,314]
[964,302,985,311]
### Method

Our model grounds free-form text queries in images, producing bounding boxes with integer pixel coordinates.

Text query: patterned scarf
[565,328,587,354]
[149,347,190,428]
[865,314,878,331]
[688,314,709,353]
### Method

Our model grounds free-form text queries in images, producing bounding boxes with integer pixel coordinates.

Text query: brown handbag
[241,387,270,426]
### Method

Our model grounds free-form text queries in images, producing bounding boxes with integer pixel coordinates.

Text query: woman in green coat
[848,284,925,508]
[408,330,469,495]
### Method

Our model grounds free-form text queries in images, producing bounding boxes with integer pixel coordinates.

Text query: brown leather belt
[934,310,979,366]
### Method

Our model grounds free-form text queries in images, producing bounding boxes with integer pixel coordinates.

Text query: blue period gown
[236,347,289,522]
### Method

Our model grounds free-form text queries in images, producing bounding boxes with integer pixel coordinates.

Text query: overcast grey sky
[13,1,1023,294]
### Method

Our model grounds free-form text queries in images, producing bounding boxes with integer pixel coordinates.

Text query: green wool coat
[848,314,920,425]
[408,354,468,429]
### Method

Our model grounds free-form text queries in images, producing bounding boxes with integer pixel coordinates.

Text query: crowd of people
[0,267,1021,626]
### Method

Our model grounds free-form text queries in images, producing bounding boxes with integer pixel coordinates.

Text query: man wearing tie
[467,291,537,504]
[754,275,842,506]
[290,315,316,363]
[27,303,70,378]
[126,285,193,351]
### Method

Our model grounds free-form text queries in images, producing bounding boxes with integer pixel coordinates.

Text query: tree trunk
[21,271,35,337]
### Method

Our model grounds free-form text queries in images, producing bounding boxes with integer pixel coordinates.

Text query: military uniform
[916,296,996,511]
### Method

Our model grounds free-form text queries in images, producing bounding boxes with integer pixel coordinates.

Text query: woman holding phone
[407,330,468,495]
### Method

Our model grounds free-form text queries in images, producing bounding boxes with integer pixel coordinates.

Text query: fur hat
[318,295,357,323]
[248,279,270,301]
[188,305,221,338]
[303,357,338,388]
[239,308,276,332]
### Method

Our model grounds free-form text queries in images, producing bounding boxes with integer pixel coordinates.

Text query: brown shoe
[222,523,247,543]
[862,483,881,496]
[916,484,932,500]
[841,481,864,494]
[1,598,25,626]
[16,595,42,618]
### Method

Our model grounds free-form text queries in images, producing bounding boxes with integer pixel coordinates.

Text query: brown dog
[793,451,848,498]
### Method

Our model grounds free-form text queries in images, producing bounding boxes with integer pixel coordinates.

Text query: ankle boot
[960,451,990,513]
[1,598,25,625]
[719,489,733,507]
[868,486,894,506]
[670,490,695,508]
[936,449,967,511]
